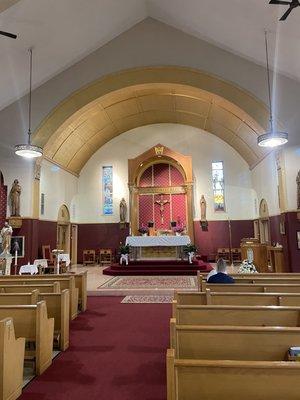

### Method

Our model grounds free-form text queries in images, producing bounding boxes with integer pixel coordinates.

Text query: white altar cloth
[126,235,190,247]
[58,253,71,266]
[19,264,38,275]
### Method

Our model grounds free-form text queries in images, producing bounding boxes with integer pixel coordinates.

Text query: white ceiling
[0,0,300,111]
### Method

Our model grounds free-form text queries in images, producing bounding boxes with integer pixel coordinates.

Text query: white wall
[251,152,280,217]
[77,123,255,223]
[284,146,300,211]
[39,160,78,221]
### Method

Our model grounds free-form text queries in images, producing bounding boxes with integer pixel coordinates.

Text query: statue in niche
[119,198,127,224]
[9,179,21,217]
[297,171,300,210]
[0,221,13,256]
[200,195,208,231]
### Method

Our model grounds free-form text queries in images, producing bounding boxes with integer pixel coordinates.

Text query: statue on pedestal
[0,221,13,256]
[200,195,208,231]
[9,179,21,217]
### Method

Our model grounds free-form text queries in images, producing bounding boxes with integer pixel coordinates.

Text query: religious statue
[9,179,21,217]
[0,221,13,256]
[297,170,300,210]
[119,198,127,224]
[155,194,170,225]
[200,194,208,231]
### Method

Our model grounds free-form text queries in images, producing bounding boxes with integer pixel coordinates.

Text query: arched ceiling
[35,67,273,175]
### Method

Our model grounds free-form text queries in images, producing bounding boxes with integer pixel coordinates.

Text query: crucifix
[155,194,170,224]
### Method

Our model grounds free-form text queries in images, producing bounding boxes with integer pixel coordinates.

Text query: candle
[14,250,17,266]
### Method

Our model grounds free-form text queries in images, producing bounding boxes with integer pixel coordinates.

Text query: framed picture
[279,217,285,235]
[297,231,300,250]
[10,236,25,258]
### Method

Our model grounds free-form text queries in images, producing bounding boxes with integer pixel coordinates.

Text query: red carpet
[103,260,212,275]
[19,297,171,400]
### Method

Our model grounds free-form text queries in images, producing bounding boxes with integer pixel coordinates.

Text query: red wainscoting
[77,223,129,263]
[285,212,300,272]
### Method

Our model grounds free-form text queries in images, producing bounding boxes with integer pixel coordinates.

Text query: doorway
[57,205,70,253]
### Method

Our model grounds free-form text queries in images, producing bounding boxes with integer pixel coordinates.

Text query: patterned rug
[121,295,173,304]
[99,275,196,289]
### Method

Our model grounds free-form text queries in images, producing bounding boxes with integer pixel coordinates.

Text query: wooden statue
[119,198,127,223]
[9,179,21,217]
[297,170,300,210]
[200,195,208,231]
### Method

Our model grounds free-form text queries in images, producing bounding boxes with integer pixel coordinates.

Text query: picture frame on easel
[10,236,25,258]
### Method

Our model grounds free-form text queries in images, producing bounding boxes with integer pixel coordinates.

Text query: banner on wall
[102,166,113,215]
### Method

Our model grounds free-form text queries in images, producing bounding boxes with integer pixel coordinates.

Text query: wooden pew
[203,282,300,293]
[170,324,300,360]
[174,305,300,327]
[0,290,70,351]
[0,318,25,400]
[198,274,300,290]
[0,290,39,305]
[0,277,78,319]
[174,291,300,312]
[0,301,54,375]
[0,283,60,294]
[38,290,69,351]
[167,348,300,400]
[0,271,87,312]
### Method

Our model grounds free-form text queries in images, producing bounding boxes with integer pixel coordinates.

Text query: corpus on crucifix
[155,194,170,224]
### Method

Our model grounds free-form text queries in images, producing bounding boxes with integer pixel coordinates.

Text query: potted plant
[238,259,258,274]
[119,244,130,266]
[183,244,197,264]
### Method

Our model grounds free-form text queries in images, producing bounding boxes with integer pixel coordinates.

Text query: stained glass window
[102,166,113,215]
[212,161,225,212]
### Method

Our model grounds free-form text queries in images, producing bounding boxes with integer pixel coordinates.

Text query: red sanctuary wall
[285,212,300,272]
[77,223,129,263]
[12,219,57,265]
[194,220,254,258]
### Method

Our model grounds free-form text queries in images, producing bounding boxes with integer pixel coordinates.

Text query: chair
[83,250,96,266]
[42,245,55,265]
[99,249,112,266]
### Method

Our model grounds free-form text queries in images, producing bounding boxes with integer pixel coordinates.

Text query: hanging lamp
[257,31,288,148]
[15,48,43,158]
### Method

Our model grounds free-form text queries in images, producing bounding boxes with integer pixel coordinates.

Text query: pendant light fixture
[15,48,43,158]
[257,31,288,148]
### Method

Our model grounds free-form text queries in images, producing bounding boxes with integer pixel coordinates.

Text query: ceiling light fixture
[15,48,43,158]
[257,31,288,148]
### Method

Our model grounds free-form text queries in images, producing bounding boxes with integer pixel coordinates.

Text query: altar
[125,235,191,260]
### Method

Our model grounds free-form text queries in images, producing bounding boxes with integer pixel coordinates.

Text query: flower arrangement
[119,244,130,255]
[138,224,149,235]
[238,259,258,274]
[183,244,197,254]
[173,225,185,234]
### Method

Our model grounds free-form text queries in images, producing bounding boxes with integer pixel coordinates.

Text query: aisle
[19,297,171,400]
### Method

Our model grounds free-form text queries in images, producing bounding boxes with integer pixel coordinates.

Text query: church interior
[0,1,300,399]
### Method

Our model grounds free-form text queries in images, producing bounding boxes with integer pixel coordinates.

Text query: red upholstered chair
[42,245,55,266]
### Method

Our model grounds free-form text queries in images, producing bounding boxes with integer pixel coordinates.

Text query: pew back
[0,283,60,294]
[167,349,300,400]
[171,324,300,361]
[0,290,38,305]
[204,283,300,293]
[174,305,300,326]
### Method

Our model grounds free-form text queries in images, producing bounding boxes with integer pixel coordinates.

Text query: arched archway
[57,205,70,253]
[33,66,278,175]
[128,144,194,241]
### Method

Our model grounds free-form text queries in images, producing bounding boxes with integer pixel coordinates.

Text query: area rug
[98,275,197,289]
[121,295,173,303]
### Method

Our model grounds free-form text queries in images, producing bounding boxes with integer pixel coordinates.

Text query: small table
[19,264,38,275]
[33,259,48,274]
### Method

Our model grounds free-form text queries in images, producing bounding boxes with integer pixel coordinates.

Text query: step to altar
[102,260,212,276]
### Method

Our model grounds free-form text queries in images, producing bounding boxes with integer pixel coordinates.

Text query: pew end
[0,318,25,400]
